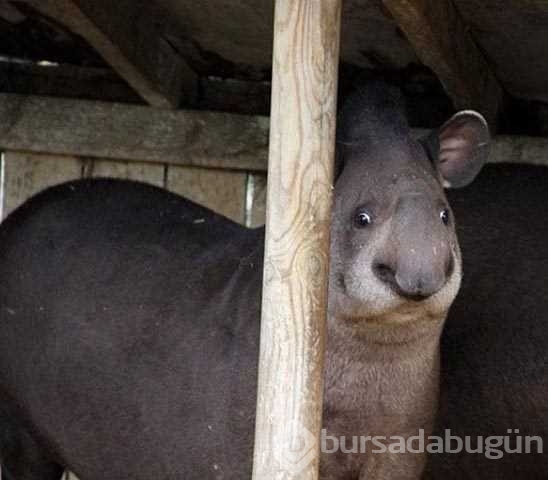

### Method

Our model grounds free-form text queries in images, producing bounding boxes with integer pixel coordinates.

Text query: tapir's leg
[0,435,64,480]
[0,411,64,480]
[1,462,64,480]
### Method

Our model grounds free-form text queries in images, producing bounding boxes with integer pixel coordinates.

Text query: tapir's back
[427,163,548,478]
[0,179,263,479]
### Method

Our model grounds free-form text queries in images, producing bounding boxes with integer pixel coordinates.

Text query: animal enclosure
[0,1,547,479]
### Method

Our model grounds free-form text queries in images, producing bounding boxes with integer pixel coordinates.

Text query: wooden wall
[0,151,267,227]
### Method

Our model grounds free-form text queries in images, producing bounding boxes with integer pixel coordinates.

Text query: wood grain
[166,165,247,224]
[0,94,545,175]
[383,0,503,128]
[85,159,165,187]
[0,61,142,104]
[1,151,82,218]
[252,1,341,479]
[0,93,270,170]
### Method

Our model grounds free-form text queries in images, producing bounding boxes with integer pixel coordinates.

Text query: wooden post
[252,1,341,479]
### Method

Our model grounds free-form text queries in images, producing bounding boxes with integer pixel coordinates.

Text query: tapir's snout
[373,194,455,301]
[373,260,451,300]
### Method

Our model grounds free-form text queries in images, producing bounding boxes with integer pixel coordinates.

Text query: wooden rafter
[0,93,269,169]
[0,0,25,22]
[383,0,503,128]
[1,94,546,171]
[0,60,142,103]
[16,0,197,109]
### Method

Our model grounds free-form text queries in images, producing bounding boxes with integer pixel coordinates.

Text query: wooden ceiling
[159,0,548,104]
[1,0,547,133]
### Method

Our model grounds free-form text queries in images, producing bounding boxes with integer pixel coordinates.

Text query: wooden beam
[252,1,341,479]
[514,0,548,8]
[383,0,503,127]
[0,93,547,172]
[0,59,142,104]
[200,77,271,116]
[17,0,197,108]
[0,93,269,170]
[488,135,548,167]
[0,0,25,23]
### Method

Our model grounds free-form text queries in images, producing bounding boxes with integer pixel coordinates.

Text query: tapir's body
[427,164,548,478]
[0,182,263,479]
[2,166,547,480]
[0,83,505,479]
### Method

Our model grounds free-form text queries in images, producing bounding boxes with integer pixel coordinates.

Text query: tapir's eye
[440,208,450,225]
[354,209,372,228]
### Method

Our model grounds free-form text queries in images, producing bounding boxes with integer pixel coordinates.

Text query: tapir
[0,83,489,479]
[425,163,548,478]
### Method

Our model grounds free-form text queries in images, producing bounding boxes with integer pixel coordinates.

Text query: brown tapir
[0,83,489,479]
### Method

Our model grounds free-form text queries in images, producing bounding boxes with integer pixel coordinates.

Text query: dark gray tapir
[425,163,548,479]
[0,82,536,480]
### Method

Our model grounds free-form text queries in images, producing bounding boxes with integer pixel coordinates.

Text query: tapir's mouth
[335,288,451,328]
[393,290,443,303]
[330,262,460,336]
[385,311,439,326]
[338,309,445,345]
[349,308,438,327]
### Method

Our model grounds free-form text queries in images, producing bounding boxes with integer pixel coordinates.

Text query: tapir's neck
[324,315,444,440]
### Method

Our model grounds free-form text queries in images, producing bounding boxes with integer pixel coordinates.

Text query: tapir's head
[329,82,490,341]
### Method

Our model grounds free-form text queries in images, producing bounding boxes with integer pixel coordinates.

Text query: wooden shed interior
[0,1,547,478]
[1,0,548,224]
[3,0,548,124]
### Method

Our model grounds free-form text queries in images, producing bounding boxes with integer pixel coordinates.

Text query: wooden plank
[1,94,547,174]
[166,165,247,224]
[199,77,271,116]
[0,93,270,171]
[1,151,82,218]
[19,0,197,108]
[382,0,503,127]
[489,135,548,166]
[517,0,548,7]
[85,159,165,187]
[0,0,25,23]
[0,60,142,103]
[252,1,341,479]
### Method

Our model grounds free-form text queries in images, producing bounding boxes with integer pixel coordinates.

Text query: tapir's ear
[425,111,490,188]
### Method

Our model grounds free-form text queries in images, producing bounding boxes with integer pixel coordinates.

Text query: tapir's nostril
[373,262,396,285]
[398,283,433,301]
[395,272,445,301]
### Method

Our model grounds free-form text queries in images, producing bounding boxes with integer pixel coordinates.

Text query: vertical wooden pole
[252,1,342,479]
